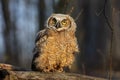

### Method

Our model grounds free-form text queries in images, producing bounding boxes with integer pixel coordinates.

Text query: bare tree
[1,0,13,64]
[1,0,20,65]
[111,0,120,70]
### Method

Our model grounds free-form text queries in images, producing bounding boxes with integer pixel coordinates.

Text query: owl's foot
[56,68,63,72]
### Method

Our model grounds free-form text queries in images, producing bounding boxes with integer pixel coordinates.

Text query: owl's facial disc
[48,17,71,31]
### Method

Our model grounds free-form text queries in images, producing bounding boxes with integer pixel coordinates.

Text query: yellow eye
[62,21,66,25]
[49,17,57,26]
[61,19,67,25]
[61,19,70,27]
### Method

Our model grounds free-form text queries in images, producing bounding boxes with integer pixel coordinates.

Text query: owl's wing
[32,29,47,71]
[35,29,47,43]
[33,29,47,53]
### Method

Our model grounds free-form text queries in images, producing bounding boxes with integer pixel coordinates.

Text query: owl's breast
[42,34,76,55]
[41,35,75,66]
[35,32,78,71]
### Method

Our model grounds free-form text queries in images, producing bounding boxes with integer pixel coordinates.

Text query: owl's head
[46,14,76,32]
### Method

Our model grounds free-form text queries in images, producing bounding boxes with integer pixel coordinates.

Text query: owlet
[31,14,79,72]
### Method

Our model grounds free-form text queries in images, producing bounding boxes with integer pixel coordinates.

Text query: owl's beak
[55,22,61,28]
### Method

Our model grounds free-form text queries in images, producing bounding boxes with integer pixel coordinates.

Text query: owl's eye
[61,19,70,27]
[49,18,57,26]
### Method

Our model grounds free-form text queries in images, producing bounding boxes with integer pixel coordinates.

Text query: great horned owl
[31,14,79,72]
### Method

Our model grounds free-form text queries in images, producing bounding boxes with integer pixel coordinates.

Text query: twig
[96,8,104,16]
[75,9,84,21]
[68,6,74,15]
[63,0,69,14]
[82,63,86,75]
[102,0,114,80]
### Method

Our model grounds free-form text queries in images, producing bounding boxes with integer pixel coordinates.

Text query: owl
[31,14,79,72]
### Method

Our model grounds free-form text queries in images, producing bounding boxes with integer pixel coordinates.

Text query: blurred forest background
[0,0,120,79]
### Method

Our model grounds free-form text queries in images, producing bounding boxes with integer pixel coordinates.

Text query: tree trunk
[1,0,13,64]
[111,0,120,70]
[1,0,20,65]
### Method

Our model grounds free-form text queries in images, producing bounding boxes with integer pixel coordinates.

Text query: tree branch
[0,69,107,80]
